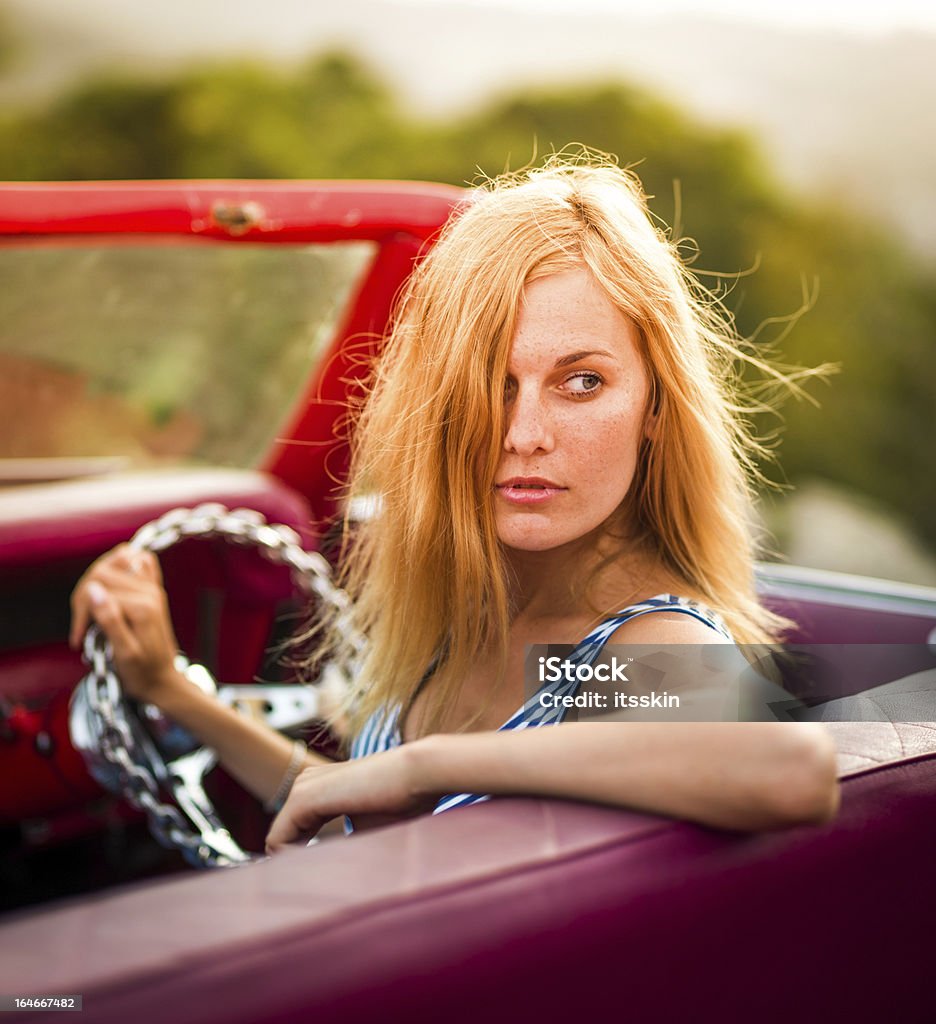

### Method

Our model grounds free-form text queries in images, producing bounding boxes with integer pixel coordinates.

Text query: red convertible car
[0,182,935,1023]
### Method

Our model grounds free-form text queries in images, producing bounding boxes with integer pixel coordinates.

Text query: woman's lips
[495,478,566,505]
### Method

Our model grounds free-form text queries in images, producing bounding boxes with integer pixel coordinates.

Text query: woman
[70,157,840,852]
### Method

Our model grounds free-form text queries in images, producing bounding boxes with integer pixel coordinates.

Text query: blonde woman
[70,158,840,852]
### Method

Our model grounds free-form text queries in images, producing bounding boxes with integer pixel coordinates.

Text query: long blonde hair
[321,155,815,741]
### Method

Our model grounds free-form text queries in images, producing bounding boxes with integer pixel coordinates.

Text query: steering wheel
[68,503,363,868]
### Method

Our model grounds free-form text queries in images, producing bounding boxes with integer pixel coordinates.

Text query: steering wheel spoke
[216,684,322,733]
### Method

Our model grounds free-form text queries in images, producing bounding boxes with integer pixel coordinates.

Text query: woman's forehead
[509,268,641,365]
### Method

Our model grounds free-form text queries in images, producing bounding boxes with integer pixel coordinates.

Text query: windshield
[0,238,374,479]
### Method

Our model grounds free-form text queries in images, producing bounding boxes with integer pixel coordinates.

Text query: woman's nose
[503,388,554,456]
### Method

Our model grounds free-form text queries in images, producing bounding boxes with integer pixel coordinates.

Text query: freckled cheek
[562,408,643,455]
[575,414,643,509]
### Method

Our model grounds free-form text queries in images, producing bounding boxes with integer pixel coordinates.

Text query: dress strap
[578,593,733,654]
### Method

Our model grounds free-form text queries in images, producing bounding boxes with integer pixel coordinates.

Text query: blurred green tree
[0,51,932,549]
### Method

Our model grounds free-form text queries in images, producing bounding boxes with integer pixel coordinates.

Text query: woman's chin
[496,512,612,555]
[498,529,584,555]
[500,539,559,554]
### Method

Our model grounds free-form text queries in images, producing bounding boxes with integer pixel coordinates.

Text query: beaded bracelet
[264,739,308,813]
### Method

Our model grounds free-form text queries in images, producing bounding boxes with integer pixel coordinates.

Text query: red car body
[0,182,934,1023]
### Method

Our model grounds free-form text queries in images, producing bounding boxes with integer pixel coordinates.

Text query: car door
[0,180,463,905]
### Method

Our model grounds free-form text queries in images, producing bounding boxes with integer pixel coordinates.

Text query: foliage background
[0,7,933,580]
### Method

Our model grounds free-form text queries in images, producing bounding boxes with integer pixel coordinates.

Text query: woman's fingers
[265,766,349,853]
[136,550,163,584]
[264,751,438,854]
[265,800,330,853]
[69,589,90,650]
[90,563,162,601]
[108,545,162,584]
[71,545,144,648]
[79,581,141,661]
[70,571,129,649]
[69,546,178,702]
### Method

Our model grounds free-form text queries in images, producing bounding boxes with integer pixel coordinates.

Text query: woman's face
[494,267,652,554]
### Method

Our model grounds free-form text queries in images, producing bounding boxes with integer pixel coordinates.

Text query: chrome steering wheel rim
[68,503,361,868]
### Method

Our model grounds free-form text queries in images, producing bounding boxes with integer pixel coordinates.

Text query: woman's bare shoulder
[606,610,728,645]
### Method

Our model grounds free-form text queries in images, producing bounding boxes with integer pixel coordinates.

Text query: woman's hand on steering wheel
[70,543,182,704]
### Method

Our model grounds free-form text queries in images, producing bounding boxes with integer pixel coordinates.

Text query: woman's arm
[430,613,836,830]
[265,612,839,850]
[410,719,840,831]
[70,544,333,808]
[265,718,838,850]
[142,669,332,805]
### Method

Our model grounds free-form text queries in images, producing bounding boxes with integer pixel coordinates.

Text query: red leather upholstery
[1,756,934,1024]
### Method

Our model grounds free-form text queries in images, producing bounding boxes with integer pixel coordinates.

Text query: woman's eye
[562,371,603,396]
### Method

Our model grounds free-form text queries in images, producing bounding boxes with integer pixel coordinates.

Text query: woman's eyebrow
[553,349,615,369]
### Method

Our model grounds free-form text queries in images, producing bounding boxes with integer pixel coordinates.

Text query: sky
[9,0,936,46]
[420,0,936,34]
[4,0,935,259]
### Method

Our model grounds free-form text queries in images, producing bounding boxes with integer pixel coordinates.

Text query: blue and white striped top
[346,593,733,828]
